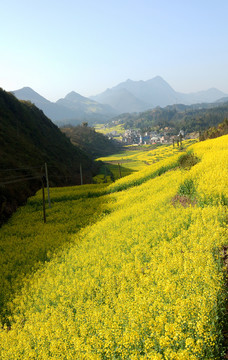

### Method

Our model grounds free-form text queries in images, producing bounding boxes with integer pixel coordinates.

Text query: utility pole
[80,163,83,185]
[41,176,46,223]
[45,163,51,208]
[104,166,107,183]
[118,163,122,178]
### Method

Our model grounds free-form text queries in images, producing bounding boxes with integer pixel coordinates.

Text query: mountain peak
[152,75,164,81]
[64,91,86,101]
[13,86,39,96]
[147,76,169,85]
[66,90,81,96]
[12,87,50,103]
[19,86,34,91]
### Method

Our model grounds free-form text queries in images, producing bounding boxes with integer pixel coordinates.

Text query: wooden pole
[45,163,51,208]
[118,163,122,178]
[104,166,107,183]
[41,176,46,223]
[80,163,83,185]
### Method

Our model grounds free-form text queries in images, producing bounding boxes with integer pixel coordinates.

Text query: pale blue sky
[1,0,228,101]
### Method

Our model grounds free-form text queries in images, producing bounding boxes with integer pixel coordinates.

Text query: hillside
[200,118,228,140]
[0,88,97,224]
[113,101,228,134]
[0,135,227,358]
[61,124,122,158]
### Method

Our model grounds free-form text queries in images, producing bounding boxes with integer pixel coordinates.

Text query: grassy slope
[0,136,227,359]
[96,140,197,181]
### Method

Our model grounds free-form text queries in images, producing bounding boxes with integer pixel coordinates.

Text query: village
[105,127,186,145]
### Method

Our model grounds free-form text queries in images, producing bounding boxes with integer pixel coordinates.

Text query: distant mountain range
[12,87,117,126]
[12,76,228,126]
[91,76,227,113]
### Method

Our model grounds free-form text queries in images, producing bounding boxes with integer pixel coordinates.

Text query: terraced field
[0,136,227,359]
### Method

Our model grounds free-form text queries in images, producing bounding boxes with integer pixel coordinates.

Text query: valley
[2,2,228,357]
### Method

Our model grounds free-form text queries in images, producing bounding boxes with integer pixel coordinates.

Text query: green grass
[94,123,125,135]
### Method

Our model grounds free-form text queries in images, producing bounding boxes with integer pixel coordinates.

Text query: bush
[178,178,197,199]
[178,152,200,170]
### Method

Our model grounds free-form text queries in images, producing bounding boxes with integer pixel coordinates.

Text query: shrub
[178,152,200,170]
[178,178,197,199]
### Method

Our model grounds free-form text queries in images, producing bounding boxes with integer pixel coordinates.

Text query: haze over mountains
[12,87,117,126]
[12,76,227,126]
[91,76,227,112]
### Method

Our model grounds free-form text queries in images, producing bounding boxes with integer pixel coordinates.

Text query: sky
[1,0,228,101]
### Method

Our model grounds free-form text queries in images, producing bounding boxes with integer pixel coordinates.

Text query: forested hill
[114,101,228,133]
[0,88,97,224]
[61,124,122,158]
[200,118,228,140]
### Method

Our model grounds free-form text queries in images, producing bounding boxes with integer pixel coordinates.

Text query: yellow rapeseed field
[97,140,197,175]
[0,136,227,359]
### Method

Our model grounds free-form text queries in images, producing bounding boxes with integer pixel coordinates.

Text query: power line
[0,175,41,186]
[1,173,42,181]
[0,163,84,185]
[0,166,42,172]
